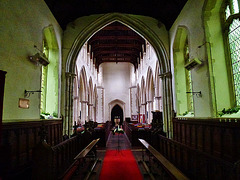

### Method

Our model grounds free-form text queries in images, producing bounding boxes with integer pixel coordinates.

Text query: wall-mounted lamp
[186,91,202,98]
[28,45,49,66]
[24,90,42,98]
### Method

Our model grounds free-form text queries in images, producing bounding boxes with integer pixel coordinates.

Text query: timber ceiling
[88,22,145,69]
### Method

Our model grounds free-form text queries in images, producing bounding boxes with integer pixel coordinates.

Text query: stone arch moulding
[173,25,190,116]
[64,13,173,137]
[108,99,125,123]
[79,66,88,102]
[146,66,154,102]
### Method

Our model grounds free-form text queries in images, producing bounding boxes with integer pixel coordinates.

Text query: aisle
[99,132,143,180]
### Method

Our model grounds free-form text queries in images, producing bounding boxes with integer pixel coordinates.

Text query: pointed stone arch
[146,67,154,123]
[155,60,163,111]
[78,66,88,125]
[64,13,173,137]
[108,99,125,124]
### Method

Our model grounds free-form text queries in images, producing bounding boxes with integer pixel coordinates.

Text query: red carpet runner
[99,150,143,180]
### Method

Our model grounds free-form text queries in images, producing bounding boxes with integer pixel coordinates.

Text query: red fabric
[99,150,143,180]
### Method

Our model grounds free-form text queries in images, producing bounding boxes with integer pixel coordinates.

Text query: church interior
[1,0,240,179]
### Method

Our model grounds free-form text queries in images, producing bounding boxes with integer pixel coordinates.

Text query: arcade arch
[64,13,173,137]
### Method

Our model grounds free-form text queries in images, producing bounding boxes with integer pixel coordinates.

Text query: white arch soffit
[146,67,154,101]
[65,13,169,74]
[80,66,88,101]
[88,77,93,103]
[155,61,161,96]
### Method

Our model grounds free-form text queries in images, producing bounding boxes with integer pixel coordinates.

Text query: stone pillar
[160,72,173,138]
[140,103,146,123]
[146,101,153,123]
[97,86,104,123]
[129,86,137,116]
[81,101,88,124]
[64,72,76,135]
[154,96,162,111]
[88,103,93,121]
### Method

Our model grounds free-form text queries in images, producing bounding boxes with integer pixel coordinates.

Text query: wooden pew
[61,138,100,180]
[157,134,238,180]
[138,138,189,180]
[172,118,240,162]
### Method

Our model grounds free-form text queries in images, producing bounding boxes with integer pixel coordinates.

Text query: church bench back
[0,119,62,179]
[173,118,240,162]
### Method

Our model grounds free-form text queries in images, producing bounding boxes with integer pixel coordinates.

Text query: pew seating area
[32,137,100,180]
[153,118,240,180]
[0,119,63,179]
[138,138,189,180]
[124,121,152,146]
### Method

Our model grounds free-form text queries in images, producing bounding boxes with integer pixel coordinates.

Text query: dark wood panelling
[158,135,238,180]
[173,118,240,162]
[0,119,62,179]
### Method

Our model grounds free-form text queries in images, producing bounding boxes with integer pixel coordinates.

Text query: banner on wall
[139,114,145,123]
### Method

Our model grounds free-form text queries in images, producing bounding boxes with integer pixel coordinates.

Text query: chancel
[1,0,240,179]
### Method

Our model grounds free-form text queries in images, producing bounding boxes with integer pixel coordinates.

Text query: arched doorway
[111,105,123,126]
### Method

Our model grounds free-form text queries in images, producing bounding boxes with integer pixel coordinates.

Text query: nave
[1,114,240,179]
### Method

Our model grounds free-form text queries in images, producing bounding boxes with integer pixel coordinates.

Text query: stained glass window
[225,0,240,106]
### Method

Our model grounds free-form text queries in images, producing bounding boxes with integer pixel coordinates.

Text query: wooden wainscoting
[0,119,62,179]
[173,118,240,162]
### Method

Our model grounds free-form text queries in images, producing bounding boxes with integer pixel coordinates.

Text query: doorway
[111,105,123,126]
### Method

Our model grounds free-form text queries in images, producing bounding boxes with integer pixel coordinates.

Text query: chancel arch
[64,13,173,137]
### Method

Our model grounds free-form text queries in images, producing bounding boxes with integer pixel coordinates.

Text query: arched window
[173,26,194,116]
[184,40,193,112]
[40,26,59,117]
[40,39,49,114]
[224,0,240,106]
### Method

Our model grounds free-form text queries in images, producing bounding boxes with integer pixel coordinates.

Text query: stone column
[88,103,93,121]
[97,86,104,123]
[160,72,173,138]
[81,101,88,124]
[154,96,162,111]
[146,101,153,123]
[129,86,137,116]
[140,103,146,123]
[64,72,76,135]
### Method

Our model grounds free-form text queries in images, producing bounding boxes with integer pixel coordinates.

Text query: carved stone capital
[159,72,172,79]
